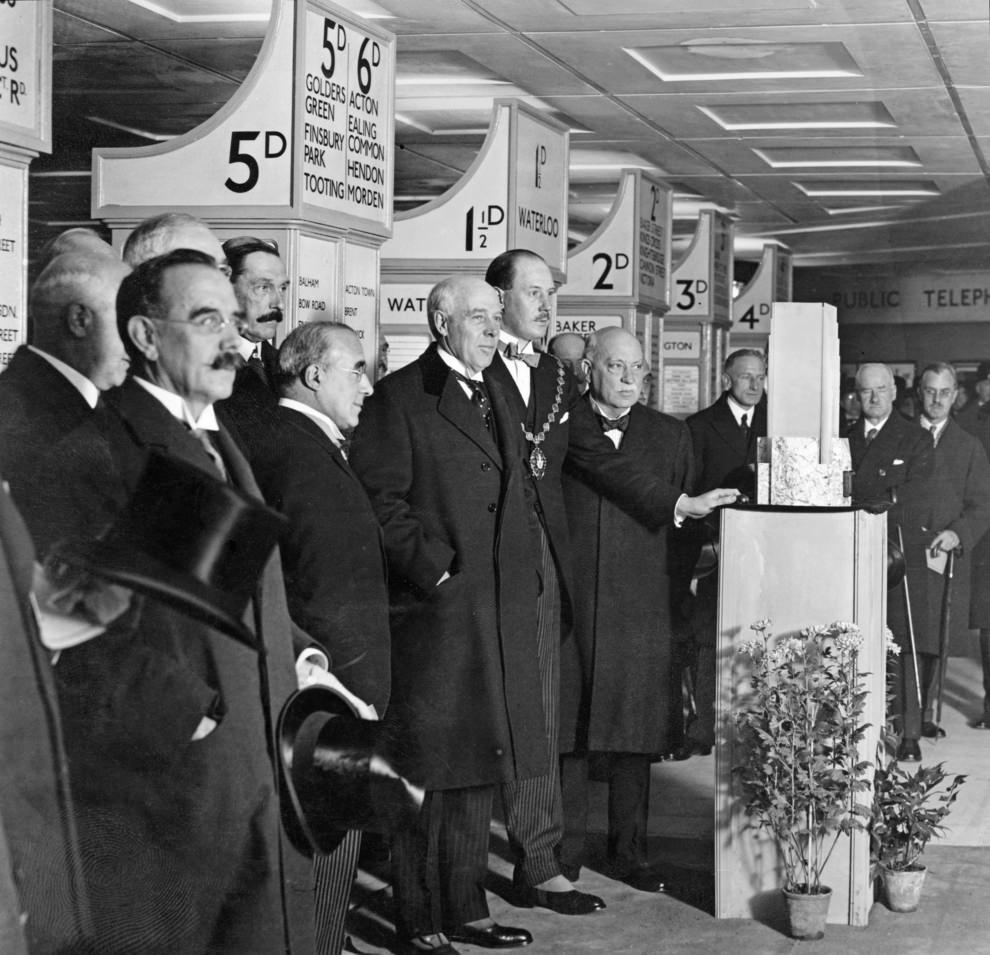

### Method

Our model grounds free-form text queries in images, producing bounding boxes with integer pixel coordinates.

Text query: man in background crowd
[675,349,768,761]
[548,332,588,394]
[849,362,934,762]
[913,362,990,742]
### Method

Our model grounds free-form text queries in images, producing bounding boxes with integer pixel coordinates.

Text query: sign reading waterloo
[302,4,393,229]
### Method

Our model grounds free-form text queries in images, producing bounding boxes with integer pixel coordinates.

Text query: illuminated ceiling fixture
[396,76,510,87]
[795,181,940,198]
[625,39,862,82]
[699,103,896,131]
[754,146,922,169]
[123,0,393,21]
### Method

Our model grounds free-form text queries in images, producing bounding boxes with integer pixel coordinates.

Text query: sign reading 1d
[465,205,505,252]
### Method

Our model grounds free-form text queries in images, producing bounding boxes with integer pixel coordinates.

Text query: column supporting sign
[91,0,395,372]
[730,243,792,348]
[665,210,734,413]
[381,99,569,373]
[0,0,52,367]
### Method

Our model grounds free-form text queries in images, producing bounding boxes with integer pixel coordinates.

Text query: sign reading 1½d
[302,3,394,228]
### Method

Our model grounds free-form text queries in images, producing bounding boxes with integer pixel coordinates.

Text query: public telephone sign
[301,3,394,229]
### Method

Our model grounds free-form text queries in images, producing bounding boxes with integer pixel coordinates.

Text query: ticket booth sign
[0,1,51,152]
[671,210,733,324]
[552,315,623,336]
[93,0,395,238]
[733,244,792,337]
[383,100,569,280]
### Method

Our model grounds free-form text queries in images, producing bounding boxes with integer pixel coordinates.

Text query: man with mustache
[215,235,290,460]
[35,248,316,953]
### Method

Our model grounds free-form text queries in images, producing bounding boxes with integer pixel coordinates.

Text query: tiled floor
[344,655,988,954]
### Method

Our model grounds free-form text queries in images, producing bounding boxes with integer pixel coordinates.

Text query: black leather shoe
[515,886,605,914]
[921,721,946,739]
[971,717,990,729]
[671,740,713,761]
[610,865,668,893]
[897,738,922,761]
[447,924,533,949]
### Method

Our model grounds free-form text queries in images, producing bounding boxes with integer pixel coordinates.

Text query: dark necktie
[596,413,629,434]
[247,349,267,384]
[503,341,540,368]
[865,427,879,445]
[188,426,228,481]
[740,413,749,439]
[453,372,492,430]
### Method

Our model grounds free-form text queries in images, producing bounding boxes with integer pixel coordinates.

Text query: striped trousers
[314,830,361,955]
[500,525,564,887]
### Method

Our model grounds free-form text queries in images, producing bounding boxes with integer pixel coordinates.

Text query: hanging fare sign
[302,5,394,227]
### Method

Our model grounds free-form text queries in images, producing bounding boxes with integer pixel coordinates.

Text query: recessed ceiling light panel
[700,102,896,131]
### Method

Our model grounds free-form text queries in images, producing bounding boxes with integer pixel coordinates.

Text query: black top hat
[277,684,424,856]
[53,452,287,648]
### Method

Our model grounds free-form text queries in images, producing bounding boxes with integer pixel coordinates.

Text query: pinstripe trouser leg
[501,525,563,887]
[391,786,493,938]
[314,830,361,955]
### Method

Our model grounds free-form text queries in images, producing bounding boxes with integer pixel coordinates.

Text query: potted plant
[733,620,876,939]
[870,756,966,912]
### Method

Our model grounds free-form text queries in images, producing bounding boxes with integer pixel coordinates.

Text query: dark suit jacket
[0,485,92,954]
[38,377,314,954]
[848,412,936,653]
[215,339,282,463]
[686,391,767,497]
[349,344,547,791]
[0,346,97,539]
[252,405,391,713]
[487,351,683,621]
[560,401,692,756]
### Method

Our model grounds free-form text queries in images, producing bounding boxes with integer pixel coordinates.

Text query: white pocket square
[893,458,905,465]
[560,412,569,424]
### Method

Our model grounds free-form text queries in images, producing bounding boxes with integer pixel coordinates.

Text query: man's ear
[65,303,92,339]
[721,372,731,392]
[127,314,158,362]
[432,310,448,339]
[301,362,322,392]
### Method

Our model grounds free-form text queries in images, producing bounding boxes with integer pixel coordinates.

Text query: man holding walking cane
[848,363,935,762]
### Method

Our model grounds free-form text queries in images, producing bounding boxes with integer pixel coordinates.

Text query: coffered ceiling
[34,0,990,275]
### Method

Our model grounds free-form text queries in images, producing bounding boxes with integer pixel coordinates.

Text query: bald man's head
[548,332,588,389]
[30,252,131,389]
[584,327,646,417]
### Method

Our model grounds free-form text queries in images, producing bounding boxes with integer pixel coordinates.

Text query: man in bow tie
[558,327,693,890]
[485,249,739,911]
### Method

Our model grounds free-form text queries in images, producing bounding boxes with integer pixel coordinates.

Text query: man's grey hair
[854,362,895,388]
[122,213,207,268]
[918,361,958,387]
[724,348,766,374]
[426,277,461,340]
[275,321,358,393]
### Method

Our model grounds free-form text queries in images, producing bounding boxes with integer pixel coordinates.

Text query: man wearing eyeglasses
[215,235,291,461]
[848,362,935,762]
[914,363,990,737]
[558,327,692,892]
[34,248,317,953]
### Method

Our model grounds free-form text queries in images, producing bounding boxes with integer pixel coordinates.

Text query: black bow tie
[596,412,629,434]
[502,341,540,368]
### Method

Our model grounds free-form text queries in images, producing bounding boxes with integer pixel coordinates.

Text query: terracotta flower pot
[782,885,832,940]
[881,865,927,912]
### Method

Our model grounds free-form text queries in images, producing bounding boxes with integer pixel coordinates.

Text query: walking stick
[897,524,923,709]
[935,549,956,729]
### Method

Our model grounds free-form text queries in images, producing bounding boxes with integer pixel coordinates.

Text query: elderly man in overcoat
[848,362,935,761]
[349,274,544,955]
[559,328,693,889]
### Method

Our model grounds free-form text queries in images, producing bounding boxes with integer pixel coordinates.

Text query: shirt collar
[590,397,630,421]
[132,375,219,431]
[236,338,257,361]
[278,397,346,446]
[28,345,101,410]
[863,413,890,433]
[726,394,755,425]
[436,343,484,382]
[921,415,948,436]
